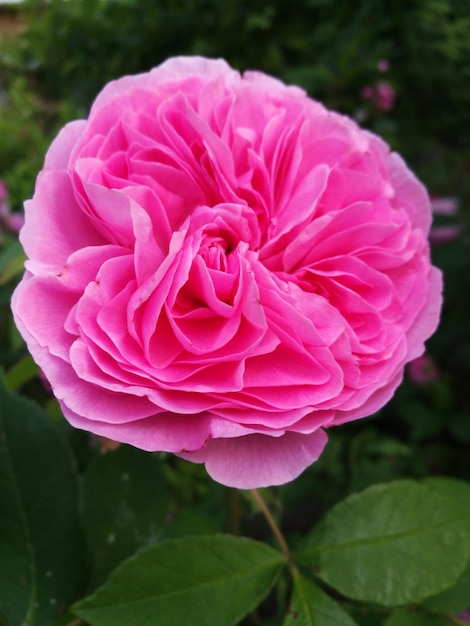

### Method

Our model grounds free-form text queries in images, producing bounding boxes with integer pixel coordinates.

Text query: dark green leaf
[384,607,455,626]
[296,480,470,606]
[282,575,359,626]
[0,240,26,286]
[419,478,470,614]
[162,507,222,539]
[423,476,470,509]
[74,535,284,626]
[421,562,470,615]
[82,445,168,587]
[0,377,84,626]
[4,354,39,392]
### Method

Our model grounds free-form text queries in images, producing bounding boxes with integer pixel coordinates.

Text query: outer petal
[179,429,328,488]
[405,265,443,360]
[88,56,236,117]
[62,403,213,453]
[364,129,432,234]
[20,171,104,267]
[44,120,87,170]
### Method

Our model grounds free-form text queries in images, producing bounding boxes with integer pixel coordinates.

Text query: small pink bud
[0,181,7,204]
[375,82,396,111]
[429,225,461,245]
[407,355,439,385]
[430,196,458,216]
[455,609,470,623]
[6,213,25,234]
[361,82,396,111]
[0,180,24,234]
[377,59,389,73]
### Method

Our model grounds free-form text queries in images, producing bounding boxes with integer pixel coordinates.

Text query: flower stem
[250,488,299,578]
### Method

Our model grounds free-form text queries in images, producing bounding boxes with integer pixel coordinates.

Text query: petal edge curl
[178,429,328,488]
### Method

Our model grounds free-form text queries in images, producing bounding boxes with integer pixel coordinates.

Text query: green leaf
[421,562,470,614]
[296,480,470,606]
[0,377,84,626]
[82,445,168,587]
[282,575,359,626]
[418,478,470,614]
[162,507,222,539]
[423,476,470,510]
[384,608,455,626]
[0,239,26,286]
[4,354,39,392]
[74,535,284,626]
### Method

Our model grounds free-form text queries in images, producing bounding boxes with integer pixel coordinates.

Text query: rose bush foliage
[12,57,442,488]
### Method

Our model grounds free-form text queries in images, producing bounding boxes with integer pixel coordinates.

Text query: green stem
[250,488,299,578]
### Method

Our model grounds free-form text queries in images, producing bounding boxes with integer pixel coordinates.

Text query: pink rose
[12,57,442,488]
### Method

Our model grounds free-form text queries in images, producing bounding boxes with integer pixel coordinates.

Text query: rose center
[199,234,235,272]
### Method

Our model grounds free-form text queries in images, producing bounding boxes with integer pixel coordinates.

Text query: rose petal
[179,429,328,488]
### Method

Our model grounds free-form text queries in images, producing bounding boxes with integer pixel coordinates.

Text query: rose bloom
[12,57,442,488]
